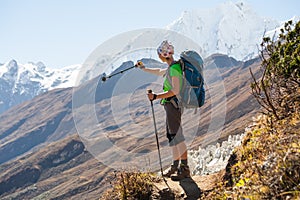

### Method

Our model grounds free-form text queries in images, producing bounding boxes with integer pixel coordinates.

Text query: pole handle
[147,89,153,104]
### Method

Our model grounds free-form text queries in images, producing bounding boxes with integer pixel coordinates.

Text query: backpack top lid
[180,50,204,75]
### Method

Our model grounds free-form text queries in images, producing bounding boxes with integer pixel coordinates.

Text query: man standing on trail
[135,40,190,181]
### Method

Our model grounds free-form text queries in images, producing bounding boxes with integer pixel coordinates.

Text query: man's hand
[147,92,157,101]
[135,61,145,69]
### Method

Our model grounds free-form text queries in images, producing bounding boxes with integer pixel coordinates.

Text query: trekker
[135,40,190,181]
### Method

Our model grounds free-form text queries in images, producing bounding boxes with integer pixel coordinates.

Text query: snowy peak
[73,2,297,83]
[1,60,80,91]
[167,1,281,61]
[0,60,18,79]
[0,60,80,113]
[36,61,46,70]
[7,59,18,71]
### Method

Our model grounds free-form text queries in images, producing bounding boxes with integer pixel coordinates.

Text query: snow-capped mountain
[78,1,299,83]
[0,60,80,114]
[1,1,298,113]
[167,1,283,61]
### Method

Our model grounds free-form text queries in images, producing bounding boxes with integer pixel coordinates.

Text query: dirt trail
[153,170,224,199]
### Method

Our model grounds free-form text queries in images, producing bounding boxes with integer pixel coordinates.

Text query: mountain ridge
[1,2,297,114]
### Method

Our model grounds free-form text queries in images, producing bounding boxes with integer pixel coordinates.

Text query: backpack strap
[165,60,182,81]
[178,59,184,71]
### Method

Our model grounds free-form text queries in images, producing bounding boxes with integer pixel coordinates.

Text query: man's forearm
[142,67,166,76]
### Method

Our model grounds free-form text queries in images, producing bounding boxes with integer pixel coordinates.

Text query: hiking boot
[170,165,190,181]
[162,165,178,177]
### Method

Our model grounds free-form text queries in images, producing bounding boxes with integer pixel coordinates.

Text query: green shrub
[250,20,300,120]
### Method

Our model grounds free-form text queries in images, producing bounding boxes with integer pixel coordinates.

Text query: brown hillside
[0,54,261,199]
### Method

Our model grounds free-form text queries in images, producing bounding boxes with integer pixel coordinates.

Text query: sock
[181,159,188,166]
[173,160,180,167]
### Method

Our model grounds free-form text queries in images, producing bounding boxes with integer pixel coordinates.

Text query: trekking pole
[101,65,135,82]
[147,89,170,190]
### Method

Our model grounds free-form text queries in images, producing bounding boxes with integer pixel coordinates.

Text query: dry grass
[101,170,161,200]
[204,112,300,200]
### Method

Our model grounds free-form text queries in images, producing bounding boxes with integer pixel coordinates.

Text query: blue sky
[1,0,299,68]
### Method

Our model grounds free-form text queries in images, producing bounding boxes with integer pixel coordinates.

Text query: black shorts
[164,102,185,146]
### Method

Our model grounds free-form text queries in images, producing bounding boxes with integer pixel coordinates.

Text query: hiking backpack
[178,50,205,108]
